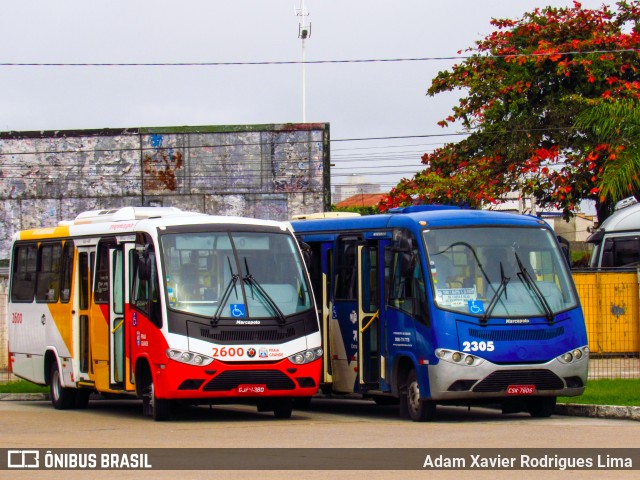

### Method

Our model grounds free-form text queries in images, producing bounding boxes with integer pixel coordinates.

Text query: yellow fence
[572,271,640,354]
[573,271,640,379]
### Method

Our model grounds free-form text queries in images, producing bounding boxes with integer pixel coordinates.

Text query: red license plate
[506,384,536,395]
[237,384,267,395]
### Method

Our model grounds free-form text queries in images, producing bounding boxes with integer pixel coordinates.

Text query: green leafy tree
[331,204,380,216]
[380,1,640,222]
[574,98,640,207]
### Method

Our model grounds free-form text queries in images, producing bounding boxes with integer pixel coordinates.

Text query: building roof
[335,193,386,208]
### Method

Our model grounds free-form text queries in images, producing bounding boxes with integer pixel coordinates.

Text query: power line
[0,48,637,67]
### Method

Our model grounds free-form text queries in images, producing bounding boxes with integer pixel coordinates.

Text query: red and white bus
[8,207,322,420]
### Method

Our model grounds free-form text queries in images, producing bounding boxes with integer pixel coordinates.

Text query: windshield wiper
[515,252,554,322]
[212,257,239,325]
[481,262,510,323]
[243,257,286,324]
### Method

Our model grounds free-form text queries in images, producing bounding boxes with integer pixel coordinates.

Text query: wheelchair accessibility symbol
[468,300,485,315]
[230,304,246,318]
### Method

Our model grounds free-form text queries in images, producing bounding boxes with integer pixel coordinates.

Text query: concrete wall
[0,123,330,261]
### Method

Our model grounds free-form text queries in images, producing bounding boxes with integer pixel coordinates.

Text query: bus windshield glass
[161,230,311,318]
[423,226,578,318]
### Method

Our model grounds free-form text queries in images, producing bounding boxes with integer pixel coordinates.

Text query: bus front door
[108,242,136,391]
[92,239,134,392]
[319,243,334,386]
[330,236,360,393]
[358,242,384,390]
[108,245,125,389]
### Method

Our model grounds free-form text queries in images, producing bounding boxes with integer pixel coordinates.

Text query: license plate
[237,384,267,395]
[506,384,536,395]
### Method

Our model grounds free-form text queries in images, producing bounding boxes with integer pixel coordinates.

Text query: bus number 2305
[462,341,495,352]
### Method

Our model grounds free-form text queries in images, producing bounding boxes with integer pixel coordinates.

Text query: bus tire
[273,399,293,419]
[143,378,171,421]
[49,362,76,410]
[526,396,556,418]
[404,369,436,422]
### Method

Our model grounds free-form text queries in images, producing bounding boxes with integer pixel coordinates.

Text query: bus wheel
[273,399,293,419]
[526,397,556,418]
[404,369,436,422]
[49,363,76,410]
[143,379,171,421]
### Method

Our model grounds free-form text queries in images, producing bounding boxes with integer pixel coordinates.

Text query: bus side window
[335,238,358,300]
[131,248,161,328]
[388,248,429,325]
[10,243,38,302]
[604,236,640,267]
[60,241,74,303]
[35,242,63,303]
[94,242,112,304]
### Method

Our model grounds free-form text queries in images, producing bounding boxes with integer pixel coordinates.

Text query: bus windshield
[423,226,578,318]
[161,230,311,318]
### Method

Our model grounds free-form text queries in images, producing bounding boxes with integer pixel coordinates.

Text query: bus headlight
[166,348,214,366]
[435,349,484,367]
[288,348,323,365]
[557,346,589,364]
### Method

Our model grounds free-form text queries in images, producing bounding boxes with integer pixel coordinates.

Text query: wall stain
[143,149,183,191]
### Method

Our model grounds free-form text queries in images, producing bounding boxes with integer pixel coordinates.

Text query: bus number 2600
[462,341,495,352]
[211,347,244,357]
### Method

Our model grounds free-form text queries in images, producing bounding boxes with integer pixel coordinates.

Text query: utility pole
[295,0,311,123]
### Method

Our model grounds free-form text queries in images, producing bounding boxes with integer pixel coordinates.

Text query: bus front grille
[473,369,564,392]
[468,326,565,342]
[202,370,296,391]
[199,327,296,343]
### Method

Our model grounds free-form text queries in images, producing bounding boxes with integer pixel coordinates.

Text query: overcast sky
[0,0,607,194]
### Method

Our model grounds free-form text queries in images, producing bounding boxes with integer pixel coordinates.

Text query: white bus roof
[598,202,640,233]
[61,206,191,225]
[15,207,292,241]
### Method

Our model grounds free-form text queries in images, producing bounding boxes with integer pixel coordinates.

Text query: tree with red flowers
[380,1,640,222]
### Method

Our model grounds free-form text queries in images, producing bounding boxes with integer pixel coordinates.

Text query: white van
[587,197,640,269]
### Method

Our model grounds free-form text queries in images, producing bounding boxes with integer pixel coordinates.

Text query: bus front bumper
[152,356,322,401]
[426,346,589,401]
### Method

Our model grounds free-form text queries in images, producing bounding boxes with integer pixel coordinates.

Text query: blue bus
[291,206,588,421]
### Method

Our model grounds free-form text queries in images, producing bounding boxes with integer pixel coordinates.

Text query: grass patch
[0,379,49,394]
[558,379,640,406]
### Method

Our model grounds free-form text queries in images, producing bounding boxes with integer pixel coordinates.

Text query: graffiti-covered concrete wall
[0,123,330,261]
